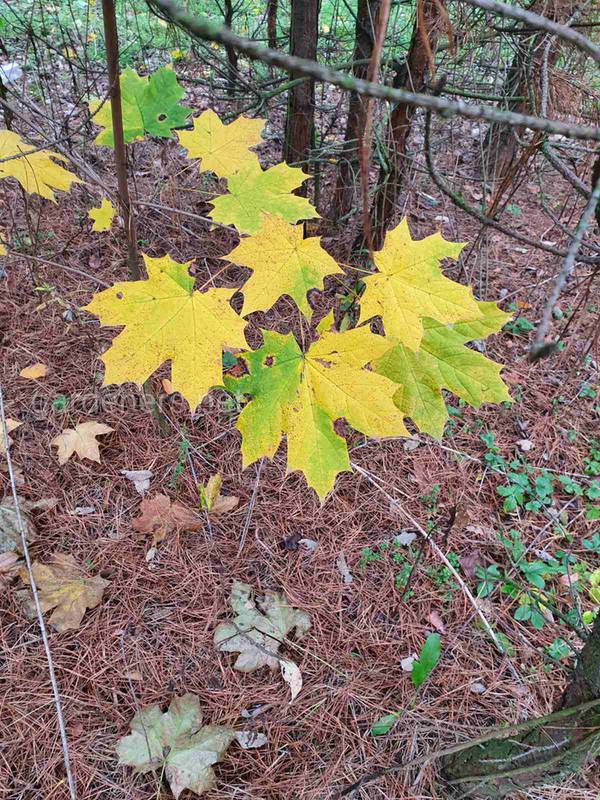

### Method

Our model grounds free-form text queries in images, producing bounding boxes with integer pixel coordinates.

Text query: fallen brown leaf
[0,418,22,454]
[199,474,239,515]
[132,494,204,543]
[427,611,445,634]
[460,549,485,578]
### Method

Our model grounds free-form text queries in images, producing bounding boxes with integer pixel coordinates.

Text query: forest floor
[1,75,599,800]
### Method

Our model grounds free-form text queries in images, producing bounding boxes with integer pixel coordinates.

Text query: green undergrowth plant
[476,527,600,631]
[480,433,600,520]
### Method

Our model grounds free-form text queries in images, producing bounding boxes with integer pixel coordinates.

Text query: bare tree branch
[146,0,600,142]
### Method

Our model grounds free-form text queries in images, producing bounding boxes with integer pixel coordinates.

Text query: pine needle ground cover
[1,29,599,800]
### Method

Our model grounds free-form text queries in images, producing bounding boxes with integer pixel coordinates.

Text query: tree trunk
[223,0,239,97]
[267,0,278,49]
[442,616,600,797]
[592,151,600,228]
[369,0,442,249]
[283,0,319,189]
[329,0,382,223]
[483,0,572,181]
[101,0,140,280]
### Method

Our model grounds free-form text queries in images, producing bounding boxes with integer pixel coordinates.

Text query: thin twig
[0,385,77,800]
[530,173,600,360]
[238,459,263,555]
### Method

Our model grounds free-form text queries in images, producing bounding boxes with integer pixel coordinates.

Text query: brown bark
[283,0,319,188]
[592,151,600,228]
[483,0,573,181]
[442,616,600,798]
[267,0,278,49]
[369,0,442,249]
[329,0,382,223]
[101,0,139,280]
[223,0,239,97]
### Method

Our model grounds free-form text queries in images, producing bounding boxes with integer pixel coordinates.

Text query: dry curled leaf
[336,551,353,584]
[234,730,268,750]
[280,658,303,702]
[19,552,108,632]
[199,474,239,515]
[0,551,22,589]
[51,421,114,465]
[427,611,446,634]
[132,494,203,543]
[121,468,153,495]
[0,495,57,554]
[213,581,311,673]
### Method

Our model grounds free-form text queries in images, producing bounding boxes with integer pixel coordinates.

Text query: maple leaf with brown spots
[19,553,108,632]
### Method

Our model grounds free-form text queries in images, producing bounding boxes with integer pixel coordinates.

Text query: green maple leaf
[209,161,318,234]
[89,67,192,147]
[373,301,512,438]
[213,580,311,672]
[359,218,479,350]
[116,694,234,798]
[225,318,408,499]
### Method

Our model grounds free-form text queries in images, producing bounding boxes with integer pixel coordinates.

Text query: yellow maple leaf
[177,109,264,178]
[225,214,342,317]
[359,218,479,351]
[209,161,318,235]
[51,421,114,465]
[0,130,82,201]
[89,197,116,232]
[19,552,108,632]
[19,362,48,380]
[226,322,408,500]
[84,254,248,410]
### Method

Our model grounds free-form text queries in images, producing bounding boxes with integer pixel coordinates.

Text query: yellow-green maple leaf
[209,161,318,235]
[225,214,342,317]
[89,67,192,147]
[225,321,408,500]
[373,301,512,438]
[177,109,264,178]
[89,197,116,232]
[0,130,81,201]
[359,218,479,351]
[84,254,247,410]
